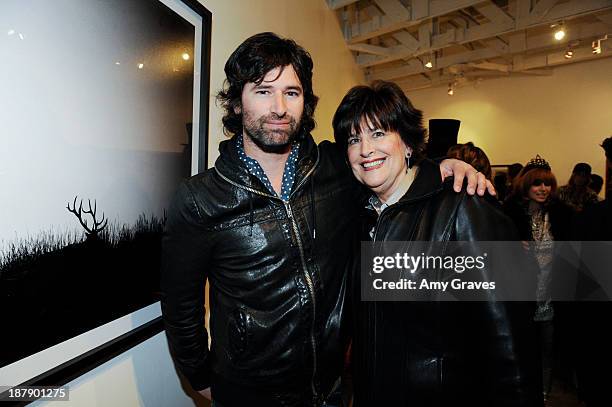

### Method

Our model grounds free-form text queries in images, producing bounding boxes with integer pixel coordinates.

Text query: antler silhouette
[66,196,108,236]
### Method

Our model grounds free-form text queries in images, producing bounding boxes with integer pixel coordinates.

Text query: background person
[503,156,574,402]
[573,136,612,406]
[557,163,599,213]
[446,141,493,180]
[588,174,604,197]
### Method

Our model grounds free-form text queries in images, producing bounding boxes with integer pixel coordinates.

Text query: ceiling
[327,0,612,92]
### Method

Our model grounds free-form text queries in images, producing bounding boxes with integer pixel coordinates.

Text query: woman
[447,142,493,180]
[332,81,540,406]
[503,156,573,401]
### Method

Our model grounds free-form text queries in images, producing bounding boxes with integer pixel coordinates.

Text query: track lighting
[592,39,601,54]
[591,35,607,54]
[591,40,601,54]
[424,52,434,69]
[552,22,565,41]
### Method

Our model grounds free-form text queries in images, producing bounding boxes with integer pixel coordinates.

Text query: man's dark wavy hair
[216,32,318,138]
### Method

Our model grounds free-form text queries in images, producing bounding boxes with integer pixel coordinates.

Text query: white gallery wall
[408,57,612,192]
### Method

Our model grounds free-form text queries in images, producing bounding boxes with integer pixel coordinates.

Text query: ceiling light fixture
[592,35,608,54]
[592,39,601,54]
[552,22,566,41]
[182,52,190,61]
[564,48,573,59]
[447,83,454,96]
[424,52,434,69]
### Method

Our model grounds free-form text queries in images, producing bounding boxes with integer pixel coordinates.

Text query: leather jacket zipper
[371,207,390,243]
[214,167,278,199]
[286,147,320,404]
[215,147,321,403]
[284,200,318,401]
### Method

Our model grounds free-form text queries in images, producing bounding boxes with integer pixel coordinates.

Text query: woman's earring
[405,150,412,170]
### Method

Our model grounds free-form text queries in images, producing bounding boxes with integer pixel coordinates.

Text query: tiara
[523,154,551,172]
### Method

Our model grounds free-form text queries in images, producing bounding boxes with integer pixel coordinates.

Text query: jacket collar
[215,133,319,194]
[396,158,445,204]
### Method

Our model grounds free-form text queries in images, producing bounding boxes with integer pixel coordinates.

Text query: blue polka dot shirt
[235,135,300,202]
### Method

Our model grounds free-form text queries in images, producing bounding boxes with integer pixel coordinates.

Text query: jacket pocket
[226,307,251,361]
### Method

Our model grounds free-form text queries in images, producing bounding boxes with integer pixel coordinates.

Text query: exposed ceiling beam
[518,0,612,28]
[399,44,610,92]
[356,19,515,67]
[355,0,612,68]
[373,0,411,22]
[515,0,532,22]
[346,0,486,44]
[369,47,500,80]
[482,37,511,55]
[506,68,554,76]
[596,10,612,25]
[529,0,559,22]
[514,40,612,70]
[347,43,393,56]
[327,0,360,11]
[412,0,430,20]
[474,1,515,25]
[392,30,420,52]
[368,21,610,80]
[397,67,557,92]
[468,61,511,72]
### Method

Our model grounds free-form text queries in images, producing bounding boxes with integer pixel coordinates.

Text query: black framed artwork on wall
[0,0,211,387]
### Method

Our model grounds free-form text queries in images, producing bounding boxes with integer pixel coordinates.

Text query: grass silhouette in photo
[0,199,167,368]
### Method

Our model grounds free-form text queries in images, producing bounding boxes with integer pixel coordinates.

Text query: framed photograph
[0,0,211,371]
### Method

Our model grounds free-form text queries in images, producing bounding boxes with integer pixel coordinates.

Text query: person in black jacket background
[571,137,612,407]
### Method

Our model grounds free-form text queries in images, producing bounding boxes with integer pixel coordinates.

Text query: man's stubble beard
[242,111,301,153]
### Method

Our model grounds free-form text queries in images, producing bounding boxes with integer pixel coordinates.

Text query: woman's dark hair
[447,142,492,180]
[216,32,318,138]
[332,81,426,163]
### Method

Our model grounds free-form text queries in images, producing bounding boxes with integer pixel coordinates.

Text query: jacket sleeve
[160,180,212,391]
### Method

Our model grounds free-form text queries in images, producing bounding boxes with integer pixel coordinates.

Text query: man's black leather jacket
[352,159,542,406]
[161,134,359,406]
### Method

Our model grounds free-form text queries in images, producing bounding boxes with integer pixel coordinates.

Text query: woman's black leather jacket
[352,159,542,406]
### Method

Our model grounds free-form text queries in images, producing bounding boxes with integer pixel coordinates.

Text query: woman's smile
[362,158,386,171]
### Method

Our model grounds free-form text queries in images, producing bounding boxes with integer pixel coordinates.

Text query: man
[160,32,489,407]
[558,162,599,212]
[572,137,612,406]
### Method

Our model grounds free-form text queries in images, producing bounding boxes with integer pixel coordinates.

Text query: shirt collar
[234,134,300,201]
[366,167,417,215]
